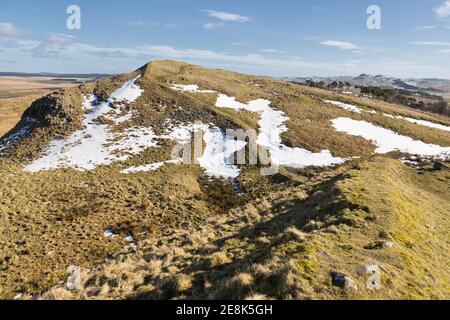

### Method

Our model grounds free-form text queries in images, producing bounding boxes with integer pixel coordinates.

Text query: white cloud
[129,20,158,27]
[8,40,450,77]
[129,21,175,28]
[202,22,225,30]
[0,33,360,74]
[204,10,250,22]
[137,45,355,72]
[30,33,76,58]
[5,32,449,78]
[320,40,362,50]
[0,58,18,64]
[0,22,28,37]
[304,35,322,41]
[261,49,286,54]
[411,41,450,46]
[436,0,450,18]
[0,38,38,51]
[230,41,251,46]
[414,26,436,31]
[47,33,76,44]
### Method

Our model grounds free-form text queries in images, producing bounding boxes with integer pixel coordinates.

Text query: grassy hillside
[38,157,450,300]
[0,60,448,300]
[0,94,44,136]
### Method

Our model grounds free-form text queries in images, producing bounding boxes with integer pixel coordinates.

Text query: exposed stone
[332,273,358,290]
[356,264,380,276]
[66,265,81,291]
[364,241,396,250]
[356,264,382,290]
[433,162,444,171]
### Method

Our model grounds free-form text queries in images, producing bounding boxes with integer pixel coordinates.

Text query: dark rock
[364,241,395,250]
[332,273,357,290]
[433,162,444,171]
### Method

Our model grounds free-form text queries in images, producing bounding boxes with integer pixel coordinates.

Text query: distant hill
[285,74,450,93]
[0,72,112,79]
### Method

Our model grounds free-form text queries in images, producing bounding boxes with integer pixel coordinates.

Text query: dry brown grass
[40,288,75,300]
[62,158,448,300]
[0,76,91,98]
[0,94,43,136]
[209,252,232,268]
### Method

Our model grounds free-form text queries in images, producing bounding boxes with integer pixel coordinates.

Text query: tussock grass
[34,157,449,300]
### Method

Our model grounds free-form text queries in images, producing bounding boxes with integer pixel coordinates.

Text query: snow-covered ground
[324,100,364,113]
[26,76,158,172]
[325,100,450,132]
[122,123,247,178]
[399,117,450,132]
[332,117,450,158]
[216,94,345,168]
[381,113,450,132]
[197,128,247,178]
[216,94,271,112]
[22,80,450,176]
[171,84,216,93]
[0,116,38,153]
[23,79,247,177]
[0,127,30,152]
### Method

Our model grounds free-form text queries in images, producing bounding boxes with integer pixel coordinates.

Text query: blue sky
[0,0,449,78]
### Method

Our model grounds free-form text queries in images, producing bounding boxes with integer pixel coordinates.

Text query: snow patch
[121,159,182,174]
[197,129,247,178]
[324,100,364,113]
[332,117,450,158]
[381,112,450,132]
[216,94,271,112]
[400,157,421,167]
[216,95,345,168]
[382,113,395,119]
[400,117,450,132]
[25,76,156,172]
[171,84,216,93]
[162,122,211,142]
[0,117,37,152]
[104,229,117,238]
[325,98,450,133]
[110,76,144,102]
[122,123,247,178]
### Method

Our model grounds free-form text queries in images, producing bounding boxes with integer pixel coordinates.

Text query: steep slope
[0,60,449,299]
[41,157,450,300]
[0,94,43,136]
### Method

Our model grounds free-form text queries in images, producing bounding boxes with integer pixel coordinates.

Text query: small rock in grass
[356,264,382,290]
[364,241,396,250]
[356,264,380,276]
[433,162,444,171]
[332,273,358,290]
[66,265,81,291]
[384,241,396,248]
